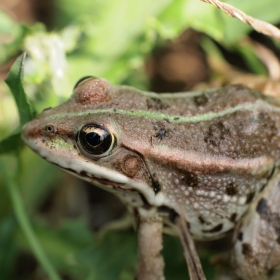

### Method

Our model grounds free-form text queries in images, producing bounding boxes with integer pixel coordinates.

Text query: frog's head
[21,77,160,207]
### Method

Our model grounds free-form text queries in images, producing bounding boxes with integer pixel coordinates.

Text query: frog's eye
[78,124,115,157]
[74,76,96,89]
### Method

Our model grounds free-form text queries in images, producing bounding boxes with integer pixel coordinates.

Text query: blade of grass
[0,131,22,154]
[1,53,35,154]
[0,161,61,280]
[5,52,34,127]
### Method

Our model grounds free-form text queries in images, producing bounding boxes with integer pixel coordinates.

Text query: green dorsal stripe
[46,100,279,123]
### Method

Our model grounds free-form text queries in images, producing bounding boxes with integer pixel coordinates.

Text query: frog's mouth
[50,160,127,189]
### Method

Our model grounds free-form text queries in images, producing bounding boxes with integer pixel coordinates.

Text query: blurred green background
[0,0,280,279]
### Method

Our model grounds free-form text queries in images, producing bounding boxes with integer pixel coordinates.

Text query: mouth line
[49,161,126,189]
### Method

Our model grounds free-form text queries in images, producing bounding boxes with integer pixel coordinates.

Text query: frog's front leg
[232,172,280,280]
[136,209,165,280]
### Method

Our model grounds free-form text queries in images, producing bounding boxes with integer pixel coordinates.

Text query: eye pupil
[78,124,115,157]
[86,132,102,146]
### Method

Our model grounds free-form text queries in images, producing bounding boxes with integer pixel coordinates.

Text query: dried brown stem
[175,215,206,280]
[201,0,280,41]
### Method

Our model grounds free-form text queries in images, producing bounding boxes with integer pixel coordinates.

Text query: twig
[201,0,280,41]
[249,39,280,80]
[175,215,206,280]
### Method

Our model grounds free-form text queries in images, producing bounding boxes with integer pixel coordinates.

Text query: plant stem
[4,169,61,280]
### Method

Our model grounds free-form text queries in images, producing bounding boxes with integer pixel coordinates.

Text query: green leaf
[5,52,34,128]
[78,231,137,280]
[0,131,22,155]
[0,216,18,279]
[1,161,61,280]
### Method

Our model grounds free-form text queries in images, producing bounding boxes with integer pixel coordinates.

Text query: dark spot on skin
[194,94,208,106]
[226,182,238,196]
[204,121,230,147]
[198,215,205,224]
[198,215,211,225]
[153,123,169,140]
[146,98,169,110]
[113,108,117,112]
[146,99,153,109]
[246,191,255,204]
[202,223,223,233]
[238,232,243,241]
[152,180,161,193]
[230,213,237,222]
[181,171,199,188]
[174,117,179,121]
[242,243,252,256]
[255,198,280,237]
[66,132,75,139]
[156,128,166,140]
[256,198,268,215]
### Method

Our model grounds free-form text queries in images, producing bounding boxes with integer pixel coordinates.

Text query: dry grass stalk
[201,0,280,41]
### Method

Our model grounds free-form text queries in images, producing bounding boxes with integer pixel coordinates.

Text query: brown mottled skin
[22,77,280,279]
[232,172,280,280]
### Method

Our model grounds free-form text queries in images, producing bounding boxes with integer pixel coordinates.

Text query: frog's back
[111,84,280,239]
[22,78,280,240]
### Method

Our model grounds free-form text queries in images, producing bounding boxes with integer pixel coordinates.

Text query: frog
[21,76,280,280]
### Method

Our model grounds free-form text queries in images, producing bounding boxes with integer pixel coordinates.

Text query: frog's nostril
[45,125,57,134]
